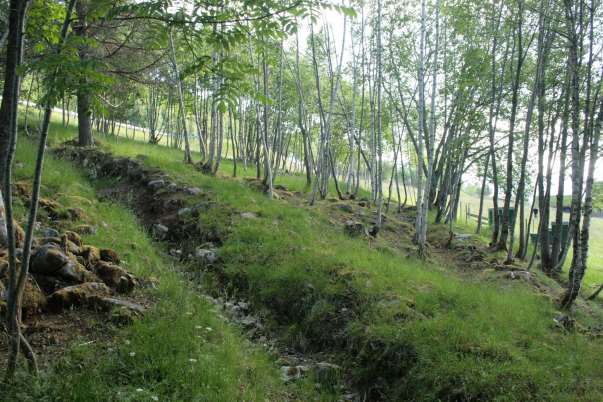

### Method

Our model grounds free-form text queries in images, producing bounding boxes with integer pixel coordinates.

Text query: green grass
[11,115,603,400]
[5,130,330,401]
[42,120,603,400]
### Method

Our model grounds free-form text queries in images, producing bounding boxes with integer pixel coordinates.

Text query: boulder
[43,228,60,238]
[64,230,82,246]
[56,261,97,283]
[30,245,71,275]
[78,245,101,269]
[148,179,165,190]
[344,220,368,238]
[100,248,120,264]
[94,261,135,293]
[46,282,111,312]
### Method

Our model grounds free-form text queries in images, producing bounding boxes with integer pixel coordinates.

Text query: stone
[74,224,97,235]
[240,315,260,329]
[167,182,178,192]
[280,365,310,382]
[78,245,101,269]
[39,198,63,219]
[185,187,202,196]
[56,261,96,283]
[19,276,47,316]
[169,248,182,258]
[67,207,86,221]
[100,297,145,314]
[337,203,354,213]
[554,314,575,331]
[504,270,532,281]
[148,179,165,190]
[152,223,169,240]
[194,247,218,265]
[94,261,135,293]
[43,228,60,238]
[240,212,258,219]
[313,362,341,387]
[344,220,367,237]
[177,208,193,218]
[46,282,112,312]
[100,248,120,264]
[30,245,71,275]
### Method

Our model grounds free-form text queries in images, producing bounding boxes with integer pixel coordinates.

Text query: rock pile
[0,226,142,318]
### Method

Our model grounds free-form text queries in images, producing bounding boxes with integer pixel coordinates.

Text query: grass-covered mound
[50,127,602,401]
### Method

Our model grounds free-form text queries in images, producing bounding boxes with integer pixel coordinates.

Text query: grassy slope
[106,119,603,295]
[5,130,328,400]
[62,126,603,400]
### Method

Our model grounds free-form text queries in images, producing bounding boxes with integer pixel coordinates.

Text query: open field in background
[454,191,603,295]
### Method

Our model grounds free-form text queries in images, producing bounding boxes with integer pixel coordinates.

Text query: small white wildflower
[129,352,136,357]
[136,388,143,392]
[189,358,197,363]
[195,325,202,330]
[151,396,159,401]
[205,327,213,332]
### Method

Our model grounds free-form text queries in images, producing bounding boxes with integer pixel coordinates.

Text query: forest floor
[2,118,603,401]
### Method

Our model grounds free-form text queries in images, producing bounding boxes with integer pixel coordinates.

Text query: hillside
[2,119,601,401]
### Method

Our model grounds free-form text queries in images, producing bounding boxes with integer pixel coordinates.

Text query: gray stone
[30,245,70,275]
[553,314,575,331]
[177,208,193,217]
[337,204,354,213]
[240,212,258,219]
[43,228,60,238]
[98,297,146,314]
[185,187,202,196]
[148,179,165,189]
[167,182,178,192]
[344,220,367,237]
[314,362,341,385]
[194,247,218,265]
[152,223,169,240]
[280,365,310,382]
